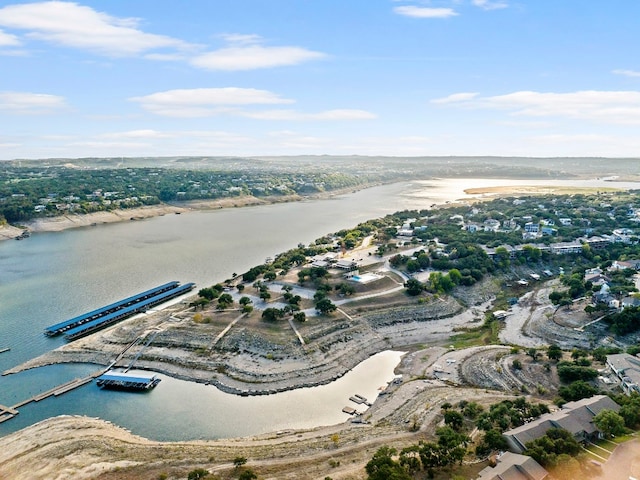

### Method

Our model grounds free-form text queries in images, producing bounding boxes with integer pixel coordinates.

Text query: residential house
[621,296,640,310]
[502,395,620,454]
[606,353,640,395]
[484,218,501,232]
[611,229,636,244]
[559,218,572,226]
[334,259,357,271]
[524,222,539,234]
[584,236,610,250]
[550,241,584,255]
[476,452,548,480]
[610,259,640,271]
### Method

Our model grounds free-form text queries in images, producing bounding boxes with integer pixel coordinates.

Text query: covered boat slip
[63,282,195,340]
[44,281,181,336]
[96,370,161,390]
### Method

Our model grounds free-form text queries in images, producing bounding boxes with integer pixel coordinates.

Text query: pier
[0,330,159,424]
[0,372,101,424]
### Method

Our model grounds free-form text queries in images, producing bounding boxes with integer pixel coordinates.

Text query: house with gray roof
[476,452,548,480]
[502,395,620,453]
[607,353,640,395]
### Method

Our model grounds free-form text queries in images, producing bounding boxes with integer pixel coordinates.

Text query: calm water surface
[1,177,637,439]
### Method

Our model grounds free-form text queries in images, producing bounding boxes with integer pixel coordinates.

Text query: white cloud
[0,91,66,114]
[431,92,479,104]
[472,0,508,10]
[0,28,19,46]
[130,87,294,117]
[191,42,326,71]
[393,6,458,18]
[99,129,174,139]
[0,1,190,57]
[241,109,377,121]
[432,90,640,124]
[613,69,640,78]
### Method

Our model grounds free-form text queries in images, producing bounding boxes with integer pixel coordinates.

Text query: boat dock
[96,370,160,390]
[44,281,187,336]
[1,324,166,424]
[45,282,195,341]
[348,394,371,406]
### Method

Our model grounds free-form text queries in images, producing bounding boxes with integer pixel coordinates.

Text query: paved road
[593,438,640,480]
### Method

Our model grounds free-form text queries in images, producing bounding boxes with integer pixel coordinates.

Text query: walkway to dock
[0,332,150,425]
[0,372,101,424]
[287,317,306,345]
[211,312,247,348]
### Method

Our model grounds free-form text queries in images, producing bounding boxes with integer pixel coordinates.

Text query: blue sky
[1,0,640,159]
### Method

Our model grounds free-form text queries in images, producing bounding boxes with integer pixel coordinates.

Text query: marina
[44,281,185,336]
[50,282,195,341]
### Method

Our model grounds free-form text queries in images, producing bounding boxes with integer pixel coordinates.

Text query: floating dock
[44,281,183,336]
[96,370,161,391]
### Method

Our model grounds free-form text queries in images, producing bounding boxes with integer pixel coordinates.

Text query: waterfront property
[503,395,621,453]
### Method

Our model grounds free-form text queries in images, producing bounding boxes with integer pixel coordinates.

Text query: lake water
[1,177,638,440]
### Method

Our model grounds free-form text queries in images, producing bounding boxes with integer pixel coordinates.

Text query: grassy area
[450,318,502,349]
[585,442,612,460]
[610,433,637,444]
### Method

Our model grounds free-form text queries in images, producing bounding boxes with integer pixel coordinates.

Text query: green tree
[404,278,423,296]
[233,456,248,469]
[558,380,598,402]
[365,446,411,480]
[262,307,284,322]
[238,470,257,480]
[259,288,271,302]
[444,410,464,431]
[593,409,626,438]
[316,297,337,315]
[547,344,563,361]
[187,468,209,480]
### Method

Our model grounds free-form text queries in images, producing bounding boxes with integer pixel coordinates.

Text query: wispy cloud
[191,34,326,71]
[613,69,640,78]
[0,91,66,114]
[431,92,479,104]
[240,109,377,121]
[393,6,458,18]
[0,1,191,57]
[472,0,508,10]
[99,129,174,139]
[432,90,640,124]
[0,28,19,46]
[130,87,294,117]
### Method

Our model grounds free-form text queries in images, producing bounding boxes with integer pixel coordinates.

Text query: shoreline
[3,296,488,397]
[0,183,385,241]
